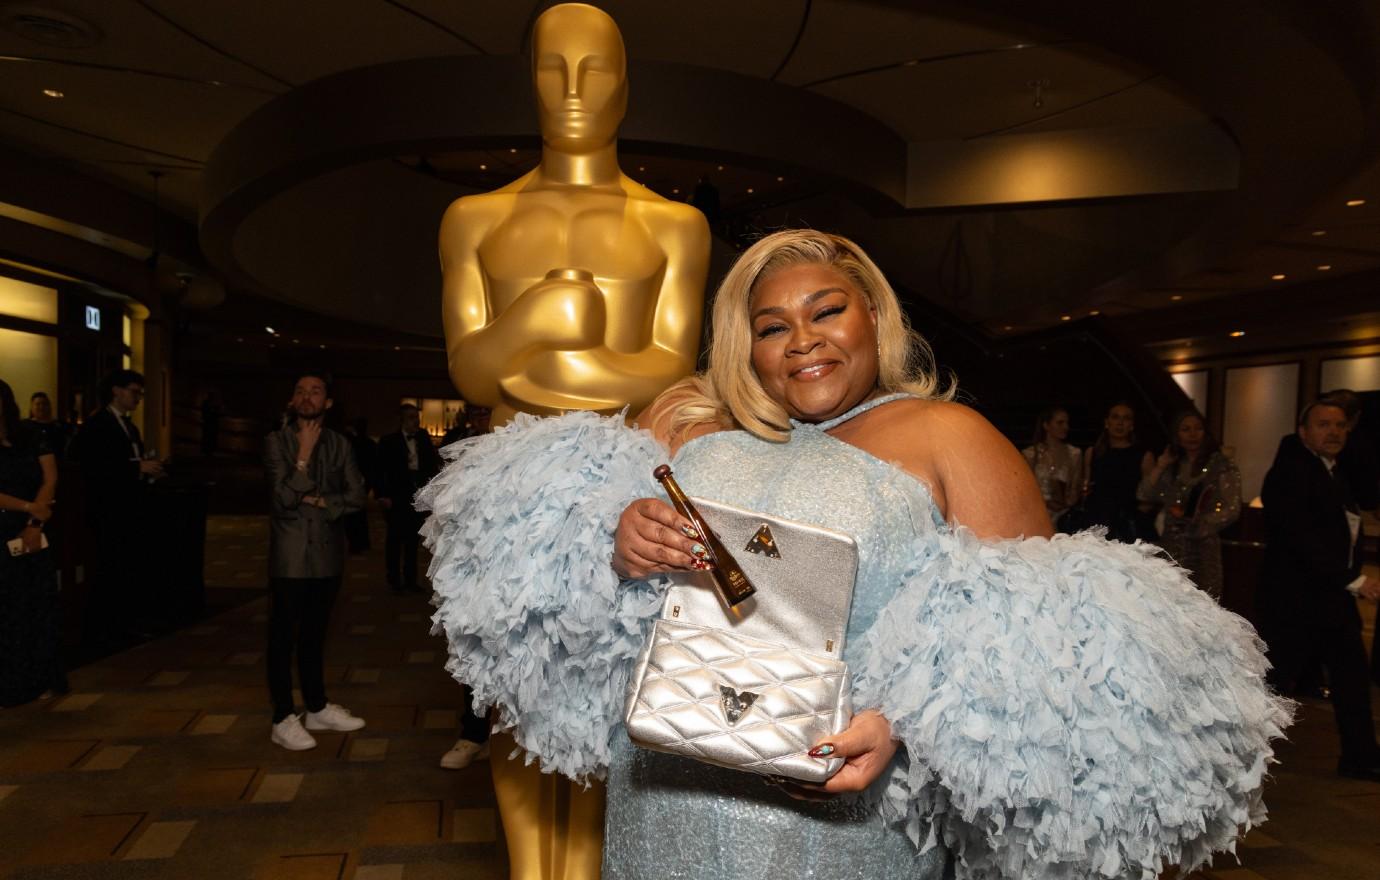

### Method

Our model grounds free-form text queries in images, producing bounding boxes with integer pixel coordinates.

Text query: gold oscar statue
[436,4,710,880]
[440,3,710,430]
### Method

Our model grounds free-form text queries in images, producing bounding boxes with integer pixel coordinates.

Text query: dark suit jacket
[377,431,442,505]
[73,408,145,525]
[265,423,365,579]
[1259,433,1362,627]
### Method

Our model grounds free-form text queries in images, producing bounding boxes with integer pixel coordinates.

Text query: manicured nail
[808,744,835,758]
[680,525,699,538]
[690,559,713,571]
[692,543,708,559]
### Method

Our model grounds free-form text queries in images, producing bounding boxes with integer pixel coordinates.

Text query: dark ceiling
[2,0,1379,349]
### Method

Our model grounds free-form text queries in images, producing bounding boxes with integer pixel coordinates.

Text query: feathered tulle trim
[853,527,1293,880]
[417,410,666,782]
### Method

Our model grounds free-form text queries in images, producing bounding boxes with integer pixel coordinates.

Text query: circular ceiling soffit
[1,3,102,48]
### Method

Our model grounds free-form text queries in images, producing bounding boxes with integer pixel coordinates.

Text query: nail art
[690,558,713,571]
[807,744,835,758]
[692,543,708,559]
[680,524,699,539]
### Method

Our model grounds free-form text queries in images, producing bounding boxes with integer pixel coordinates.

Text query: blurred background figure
[1021,405,1082,530]
[1072,401,1156,542]
[22,392,72,461]
[378,403,441,594]
[1138,409,1242,598]
[0,378,64,707]
[1258,398,1380,780]
[1322,389,1379,513]
[343,417,377,554]
[72,370,165,651]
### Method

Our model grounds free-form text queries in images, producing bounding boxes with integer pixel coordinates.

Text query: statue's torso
[476,189,669,354]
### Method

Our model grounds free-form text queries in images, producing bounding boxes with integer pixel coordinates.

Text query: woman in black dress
[0,378,62,707]
[1079,400,1155,543]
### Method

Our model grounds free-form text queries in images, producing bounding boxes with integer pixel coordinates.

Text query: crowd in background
[4,371,1379,774]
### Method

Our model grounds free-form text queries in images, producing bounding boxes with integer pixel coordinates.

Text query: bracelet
[27,518,43,529]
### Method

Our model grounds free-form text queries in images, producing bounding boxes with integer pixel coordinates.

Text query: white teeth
[796,363,830,377]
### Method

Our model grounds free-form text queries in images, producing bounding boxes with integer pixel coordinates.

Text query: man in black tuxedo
[378,403,442,593]
[72,370,165,649]
[1259,398,1380,780]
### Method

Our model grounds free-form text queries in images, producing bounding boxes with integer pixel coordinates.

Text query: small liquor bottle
[653,465,757,607]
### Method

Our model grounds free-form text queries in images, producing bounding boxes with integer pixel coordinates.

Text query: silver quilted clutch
[624,497,858,783]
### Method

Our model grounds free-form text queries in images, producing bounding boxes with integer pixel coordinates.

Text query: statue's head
[532,3,627,151]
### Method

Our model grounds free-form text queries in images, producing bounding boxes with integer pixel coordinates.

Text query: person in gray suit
[263,372,368,750]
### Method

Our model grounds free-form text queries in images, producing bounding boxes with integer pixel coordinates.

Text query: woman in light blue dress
[420,231,1290,880]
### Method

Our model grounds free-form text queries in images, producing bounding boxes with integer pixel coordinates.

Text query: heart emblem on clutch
[719,686,759,725]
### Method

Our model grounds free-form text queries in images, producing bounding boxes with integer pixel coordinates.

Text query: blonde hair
[658,229,954,443]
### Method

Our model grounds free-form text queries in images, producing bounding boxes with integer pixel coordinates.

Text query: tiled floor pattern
[2,515,1378,879]
[0,513,503,879]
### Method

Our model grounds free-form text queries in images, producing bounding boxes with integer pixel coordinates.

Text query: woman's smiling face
[749,263,880,423]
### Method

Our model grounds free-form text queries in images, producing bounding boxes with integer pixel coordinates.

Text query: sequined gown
[420,395,1291,880]
[604,398,948,878]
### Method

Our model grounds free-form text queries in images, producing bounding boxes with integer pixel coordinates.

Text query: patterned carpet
[0,514,1376,879]
[0,513,504,879]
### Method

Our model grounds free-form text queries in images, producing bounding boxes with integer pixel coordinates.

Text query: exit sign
[84,305,100,331]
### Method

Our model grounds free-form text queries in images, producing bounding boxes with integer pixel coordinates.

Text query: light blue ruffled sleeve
[416,411,667,782]
[853,528,1293,880]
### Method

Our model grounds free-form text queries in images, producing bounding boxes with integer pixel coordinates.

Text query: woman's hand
[779,709,899,800]
[26,499,53,523]
[20,525,44,554]
[612,498,708,578]
[1154,447,1176,472]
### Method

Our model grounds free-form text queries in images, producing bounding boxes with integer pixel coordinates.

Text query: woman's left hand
[20,525,44,554]
[778,709,898,801]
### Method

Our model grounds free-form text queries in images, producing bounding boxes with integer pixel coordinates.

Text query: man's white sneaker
[304,703,366,732]
[271,714,318,751]
[439,738,490,770]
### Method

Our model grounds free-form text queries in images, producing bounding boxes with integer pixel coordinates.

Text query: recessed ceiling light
[1317,264,1332,271]
[42,88,63,98]
[1002,325,1013,331]
[746,187,754,194]
[1170,294,1183,301]
[508,148,516,154]
[236,337,244,343]
[776,176,784,182]
[671,188,679,194]
[264,325,275,334]
[1229,330,1246,337]
[319,343,326,349]
[479,164,487,170]
[1089,309,1100,316]
[393,345,401,351]
[1346,199,1365,207]
[292,338,300,344]
[1270,273,1286,280]
[716,165,724,171]
[1060,315,1071,321]
[638,166,645,172]
[1311,229,1327,236]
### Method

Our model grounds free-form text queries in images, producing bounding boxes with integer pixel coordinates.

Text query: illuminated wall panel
[0,328,59,411]
[1320,356,1380,393]
[1223,363,1299,502]
[0,276,57,323]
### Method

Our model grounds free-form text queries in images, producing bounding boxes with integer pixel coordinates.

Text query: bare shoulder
[857,397,1006,461]
[856,397,1050,538]
[634,385,727,456]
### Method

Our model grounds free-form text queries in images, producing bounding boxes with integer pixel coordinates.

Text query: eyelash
[755,305,846,340]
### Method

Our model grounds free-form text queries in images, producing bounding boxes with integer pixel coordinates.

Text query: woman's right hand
[26,499,53,522]
[612,498,710,579]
